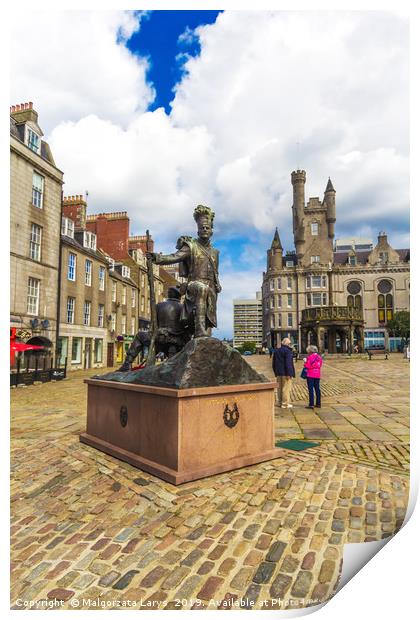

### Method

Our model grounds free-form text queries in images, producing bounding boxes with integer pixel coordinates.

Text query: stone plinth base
[80,379,280,485]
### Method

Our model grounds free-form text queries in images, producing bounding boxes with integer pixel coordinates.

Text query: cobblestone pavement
[10,355,409,610]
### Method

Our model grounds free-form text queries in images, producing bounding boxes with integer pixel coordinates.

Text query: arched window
[378,294,385,322]
[377,281,394,323]
[386,294,394,321]
[347,282,362,310]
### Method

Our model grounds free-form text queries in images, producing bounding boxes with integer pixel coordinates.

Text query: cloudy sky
[10,10,409,338]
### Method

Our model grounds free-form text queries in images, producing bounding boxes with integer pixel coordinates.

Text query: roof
[10,116,56,166]
[61,234,109,264]
[333,249,410,265]
[325,177,335,192]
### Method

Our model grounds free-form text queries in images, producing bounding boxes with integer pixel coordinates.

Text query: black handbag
[300,367,308,379]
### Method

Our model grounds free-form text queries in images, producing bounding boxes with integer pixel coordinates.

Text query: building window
[71,337,82,364]
[277,295,281,307]
[122,286,127,305]
[311,255,320,264]
[277,315,281,327]
[112,281,117,302]
[131,288,136,308]
[322,275,327,287]
[94,339,103,363]
[287,294,292,307]
[61,217,74,238]
[83,231,97,251]
[98,304,104,327]
[27,128,40,153]
[307,292,328,307]
[67,297,75,323]
[378,293,394,323]
[270,296,275,309]
[131,317,136,335]
[32,172,44,208]
[122,265,131,279]
[27,277,40,315]
[311,222,319,235]
[29,223,42,261]
[83,301,91,326]
[57,337,68,366]
[286,260,294,267]
[287,313,293,327]
[99,266,105,291]
[312,275,321,288]
[347,294,362,309]
[379,251,389,264]
[270,279,275,291]
[277,277,281,289]
[141,296,145,312]
[68,253,76,281]
[121,315,126,335]
[111,312,116,331]
[348,254,357,265]
[85,260,92,286]
[270,315,275,329]
[287,276,292,289]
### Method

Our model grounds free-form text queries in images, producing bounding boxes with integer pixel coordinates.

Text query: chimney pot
[16,104,20,111]
[21,103,25,109]
[29,102,33,109]
[24,103,29,110]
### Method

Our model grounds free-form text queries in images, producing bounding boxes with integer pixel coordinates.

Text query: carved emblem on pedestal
[223,403,239,428]
[120,405,128,427]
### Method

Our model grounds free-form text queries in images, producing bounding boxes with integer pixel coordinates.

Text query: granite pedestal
[80,378,280,485]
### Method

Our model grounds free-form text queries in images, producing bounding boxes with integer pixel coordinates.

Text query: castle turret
[291,170,306,258]
[267,227,283,270]
[324,177,336,240]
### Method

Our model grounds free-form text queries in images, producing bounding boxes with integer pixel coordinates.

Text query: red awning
[11,343,45,352]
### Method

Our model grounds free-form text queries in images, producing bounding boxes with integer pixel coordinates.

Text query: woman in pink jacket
[304,345,323,409]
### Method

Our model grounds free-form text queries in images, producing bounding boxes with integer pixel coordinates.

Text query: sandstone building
[10,103,63,356]
[262,170,410,353]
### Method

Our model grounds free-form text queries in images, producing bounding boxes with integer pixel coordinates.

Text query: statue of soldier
[149,205,221,338]
[118,286,190,371]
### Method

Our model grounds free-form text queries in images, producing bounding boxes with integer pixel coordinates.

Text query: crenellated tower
[291,170,306,260]
[324,177,336,240]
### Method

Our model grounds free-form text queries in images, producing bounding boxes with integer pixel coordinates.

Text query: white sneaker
[287,404,293,408]
[281,405,287,409]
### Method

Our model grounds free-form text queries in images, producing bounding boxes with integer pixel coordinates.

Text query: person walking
[272,338,295,408]
[304,345,323,409]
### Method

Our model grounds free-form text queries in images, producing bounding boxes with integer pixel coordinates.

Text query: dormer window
[286,260,294,267]
[122,265,131,279]
[348,254,357,266]
[61,217,74,239]
[106,257,115,271]
[27,128,40,154]
[83,231,97,251]
[379,252,389,264]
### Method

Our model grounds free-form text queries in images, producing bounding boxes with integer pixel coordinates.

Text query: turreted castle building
[262,170,409,353]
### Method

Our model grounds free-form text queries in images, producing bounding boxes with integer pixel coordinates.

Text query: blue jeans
[307,378,321,407]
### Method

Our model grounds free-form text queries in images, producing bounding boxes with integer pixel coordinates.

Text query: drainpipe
[296,269,300,353]
[55,189,64,365]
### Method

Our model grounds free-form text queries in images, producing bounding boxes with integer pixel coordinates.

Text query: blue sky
[11,10,409,337]
[126,11,222,114]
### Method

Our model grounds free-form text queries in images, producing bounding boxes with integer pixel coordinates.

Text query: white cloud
[10,11,154,132]
[10,10,409,336]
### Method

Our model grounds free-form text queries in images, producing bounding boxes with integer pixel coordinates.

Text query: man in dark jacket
[272,337,295,408]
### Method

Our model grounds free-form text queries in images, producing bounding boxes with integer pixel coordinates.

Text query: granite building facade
[262,170,410,353]
[10,103,64,356]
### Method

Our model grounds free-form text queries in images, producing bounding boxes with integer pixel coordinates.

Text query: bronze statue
[119,287,191,371]
[149,205,221,338]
